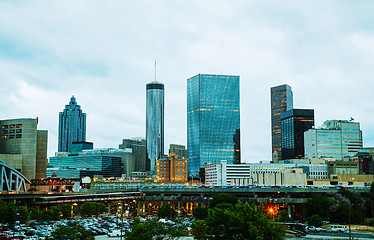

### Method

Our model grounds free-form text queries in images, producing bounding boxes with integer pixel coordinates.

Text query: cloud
[0,1,374,161]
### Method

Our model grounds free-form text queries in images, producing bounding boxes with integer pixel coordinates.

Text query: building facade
[58,96,86,152]
[205,160,328,186]
[156,153,188,182]
[119,138,147,173]
[271,84,293,161]
[187,74,240,176]
[355,148,374,175]
[304,120,363,160]
[281,109,314,160]
[328,160,359,175]
[0,118,48,180]
[169,144,187,160]
[47,150,123,179]
[146,82,164,173]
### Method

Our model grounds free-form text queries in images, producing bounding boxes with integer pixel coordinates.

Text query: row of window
[2,134,22,139]
[2,124,23,129]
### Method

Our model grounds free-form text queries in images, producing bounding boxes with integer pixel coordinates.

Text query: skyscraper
[187,74,240,177]
[146,81,164,172]
[271,84,293,160]
[304,120,363,160]
[281,109,314,160]
[58,96,86,152]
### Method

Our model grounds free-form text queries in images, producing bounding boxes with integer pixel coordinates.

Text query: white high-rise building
[304,120,362,160]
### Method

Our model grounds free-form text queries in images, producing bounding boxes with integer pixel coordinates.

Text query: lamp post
[348,203,351,240]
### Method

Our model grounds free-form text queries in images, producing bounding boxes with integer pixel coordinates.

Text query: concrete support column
[288,204,292,219]
[137,200,141,216]
[107,202,111,215]
[178,202,181,217]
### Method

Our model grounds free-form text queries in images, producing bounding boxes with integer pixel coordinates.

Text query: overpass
[0,186,369,220]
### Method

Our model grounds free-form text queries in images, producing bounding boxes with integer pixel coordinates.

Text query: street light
[268,207,275,222]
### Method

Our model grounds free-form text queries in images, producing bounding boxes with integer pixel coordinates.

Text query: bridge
[0,186,368,220]
[0,159,30,192]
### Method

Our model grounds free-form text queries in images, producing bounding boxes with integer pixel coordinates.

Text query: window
[2,125,8,129]
[16,124,22,128]
[16,134,22,139]
[10,124,15,128]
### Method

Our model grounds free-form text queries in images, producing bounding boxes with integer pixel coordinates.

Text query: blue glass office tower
[281,109,314,160]
[146,81,164,172]
[187,74,240,177]
[58,96,86,152]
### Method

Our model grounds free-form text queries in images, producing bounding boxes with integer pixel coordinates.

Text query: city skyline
[1,1,374,162]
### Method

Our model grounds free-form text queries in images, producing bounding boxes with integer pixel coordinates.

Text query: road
[95,236,194,240]
[95,232,374,240]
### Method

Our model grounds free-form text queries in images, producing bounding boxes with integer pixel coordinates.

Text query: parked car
[108,230,121,237]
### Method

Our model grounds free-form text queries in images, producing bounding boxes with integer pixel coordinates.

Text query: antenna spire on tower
[154,60,157,82]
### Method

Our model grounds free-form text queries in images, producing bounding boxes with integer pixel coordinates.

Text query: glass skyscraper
[271,84,293,160]
[281,109,314,159]
[146,81,164,172]
[58,96,86,153]
[304,120,363,160]
[187,74,240,177]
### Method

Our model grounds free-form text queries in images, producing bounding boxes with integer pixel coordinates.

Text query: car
[108,230,121,237]
[306,226,316,232]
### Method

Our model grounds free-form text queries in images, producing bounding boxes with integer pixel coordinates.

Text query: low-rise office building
[307,174,373,187]
[47,149,123,179]
[156,153,188,182]
[205,160,328,186]
[328,160,359,175]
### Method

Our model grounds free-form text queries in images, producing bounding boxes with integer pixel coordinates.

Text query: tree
[60,204,72,219]
[124,218,187,240]
[50,223,94,240]
[307,194,330,220]
[308,214,323,227]
[204,201,285,240]
[80,202,106,217]
[157,204,175,219]
[16,206,30,223]
[0,200,16,224]
[191,220,207,240]
[209,193,238,209]
[277,209,291,223]
[29,207,42,221]
[193,206,208,220]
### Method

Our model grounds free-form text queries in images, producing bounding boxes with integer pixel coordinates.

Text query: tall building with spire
[58,96,86,152]
[146,81,164,172]
[271,84,293,161]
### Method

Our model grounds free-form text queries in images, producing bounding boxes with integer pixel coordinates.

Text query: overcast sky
[1,1,374,162]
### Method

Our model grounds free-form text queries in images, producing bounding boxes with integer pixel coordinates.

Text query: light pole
[348,203,351,240]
